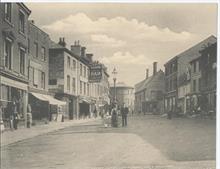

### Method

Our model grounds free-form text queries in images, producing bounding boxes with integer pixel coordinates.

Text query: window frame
[4,3,12,23]
[19,47,26,75]
[19,9,26,34]
[4,38,13,70]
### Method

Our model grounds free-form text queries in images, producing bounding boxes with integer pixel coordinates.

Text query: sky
[26,3,217,86]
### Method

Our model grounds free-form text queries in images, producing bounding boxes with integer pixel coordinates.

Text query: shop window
[19,48,25,75]
[4,38,12,70]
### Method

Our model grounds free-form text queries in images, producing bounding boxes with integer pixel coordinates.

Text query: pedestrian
[93,107,97,118]
[111,107,118,127]
[27,104,32,128]
[12,101,18,130]
[121,103,128,127]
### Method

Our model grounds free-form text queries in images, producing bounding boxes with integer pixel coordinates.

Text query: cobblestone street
[1,115,216,169]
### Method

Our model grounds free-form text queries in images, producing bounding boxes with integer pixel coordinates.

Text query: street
[1,115,216,169]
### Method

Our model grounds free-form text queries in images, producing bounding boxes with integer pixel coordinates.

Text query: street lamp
[112,67,117,104]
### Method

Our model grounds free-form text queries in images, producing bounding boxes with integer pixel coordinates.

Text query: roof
[49,41,80,60]
[164,35,217,66]
[110,82,133,88]
[135,70,164,93]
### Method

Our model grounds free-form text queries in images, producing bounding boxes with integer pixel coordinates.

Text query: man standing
[121,103,129,127]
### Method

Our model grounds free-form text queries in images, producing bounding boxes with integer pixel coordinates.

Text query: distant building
[164,35,217,115]
[110,82,134,111]
[0,3,31,125]
[135,62,165,114]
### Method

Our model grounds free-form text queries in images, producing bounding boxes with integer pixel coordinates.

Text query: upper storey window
[5,3,12,22]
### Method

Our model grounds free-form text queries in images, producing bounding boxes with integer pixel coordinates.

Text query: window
[19,48,25,75]
[72,60,76,70]
[4,3,12,22]
[72,78,75,93]
[80,81,82,94]
[67,56,70,68]
[4,38,12,70]
[198,78,201,91]
[84,66,86,77]
[193,80,196,92]
[41,47,46,61]
[87,83,89,96]
[80,64,82,76]
[67,75,70,91]
[33,69,38,87]
[27,39,30,53]
[84,82,86,95]
[87,68,90,78]
[41,72,45,89]
[193,61,196,73]
[19,10,25,33]
[34,43,38,58]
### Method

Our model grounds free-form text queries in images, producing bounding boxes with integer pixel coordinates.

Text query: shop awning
[31,92,66,105]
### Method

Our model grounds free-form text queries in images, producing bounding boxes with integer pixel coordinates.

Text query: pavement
[0,118,98,147]
[0,115,216,169]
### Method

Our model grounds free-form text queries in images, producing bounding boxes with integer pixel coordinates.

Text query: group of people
[0,101,33,131]
[108,103,129,128]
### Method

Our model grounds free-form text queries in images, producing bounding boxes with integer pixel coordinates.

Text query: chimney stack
[81,47,86,58]
[146,68,149,79]
[71,40,81,56]
[86,53,93,63]
[153,62,157,76]
[58,37,66,47]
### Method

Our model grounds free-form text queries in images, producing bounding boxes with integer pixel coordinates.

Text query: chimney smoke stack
[153,62,157,76]
[146,69,149,79]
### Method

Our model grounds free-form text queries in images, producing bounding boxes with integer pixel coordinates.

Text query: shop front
[0,76,28,129]
[79,97,91,119]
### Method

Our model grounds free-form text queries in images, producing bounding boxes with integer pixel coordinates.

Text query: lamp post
[112,67,117,104]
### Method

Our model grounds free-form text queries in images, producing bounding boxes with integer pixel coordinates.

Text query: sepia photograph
[0,1,218,169]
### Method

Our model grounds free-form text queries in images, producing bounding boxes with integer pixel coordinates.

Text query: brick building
[135,62,165,114]
[0,3,31,127]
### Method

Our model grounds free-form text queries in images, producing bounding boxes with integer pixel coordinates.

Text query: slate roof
[135,70,164,93]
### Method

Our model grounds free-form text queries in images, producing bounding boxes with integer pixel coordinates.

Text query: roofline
[49,48,79,60]
[29,21,50,37]
[164,35,217,66]
[17,3,31,15]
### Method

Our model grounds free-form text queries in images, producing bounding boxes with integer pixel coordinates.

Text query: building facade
[27,20,51,120]
[110,82,134,111]
[0,3,31,127]
[135,62,165,114]
[164,35,217,115]
[49,38,78,120]
[164,58,178,114]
